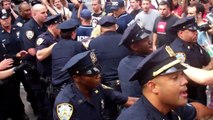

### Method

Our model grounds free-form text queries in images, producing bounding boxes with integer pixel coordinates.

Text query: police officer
[76,9,93,42]
[89,16,130,90]
[118,22,153,98]
[53,50,138,120]
[21,4,49,119]
[36,14,62,89]
[88,15,130,119]
[117,45,213,120]
[15,2,31,28]
[170,16,211,105]
[0,8,29,120]
[51,19,86,99]
[110,0,134,34]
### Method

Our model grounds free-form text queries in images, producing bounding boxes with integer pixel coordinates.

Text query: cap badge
[90,51,97,65]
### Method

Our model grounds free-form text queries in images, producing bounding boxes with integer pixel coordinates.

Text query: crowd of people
[0,0,213,119]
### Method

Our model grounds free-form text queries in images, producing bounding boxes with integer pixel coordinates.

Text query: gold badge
[90,51,97,64]
[57,103,73,120]
[165,46,176,57]
[176,52,186,63]
[26,31,34,40]
[36,38,44,46]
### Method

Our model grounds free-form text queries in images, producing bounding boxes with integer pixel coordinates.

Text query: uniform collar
[176,37,197,49]
[72,84,101,105]
[141,94,179,120]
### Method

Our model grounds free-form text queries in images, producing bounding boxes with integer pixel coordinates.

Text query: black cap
[129,45,186,85]
[110,0,125,10]
[61,50,101,76]
[45,14,62,26]
[98,16,116,27]
[119,22,151,47]
[57,19,79,30]
[172,16,197,31]
[0,9,11,20]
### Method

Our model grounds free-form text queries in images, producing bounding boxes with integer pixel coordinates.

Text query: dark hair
[159,1,171,10]
[196,3,205,17]
[60,28,76,39]
[1,0,11,6]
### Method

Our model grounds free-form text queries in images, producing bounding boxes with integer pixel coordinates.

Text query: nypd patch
[57,103,73,120]
[176,52,186,63]
[26,31,34,40]
[36,38,44,46]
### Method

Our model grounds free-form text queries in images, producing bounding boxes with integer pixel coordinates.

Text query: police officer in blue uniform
[118,22,153,98]
[117,45,213,120]
[36,14,62,89]
[76,9,93,42]
[15,2,31,28]
[88,15,130,120]
[21,4,50,119]
[0,8,29,120]
[110,0,134,34]
[51,19,86,99]
[53,50,138,120]
[170,16,211,105]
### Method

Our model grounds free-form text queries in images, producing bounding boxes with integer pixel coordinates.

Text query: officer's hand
[13,63,28,73]
[0,59,14,70]
[16,50,28,58]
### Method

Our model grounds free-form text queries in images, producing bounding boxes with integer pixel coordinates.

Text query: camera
[197,13,213,31]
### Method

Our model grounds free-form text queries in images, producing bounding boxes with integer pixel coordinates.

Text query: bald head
[31,4,47,24]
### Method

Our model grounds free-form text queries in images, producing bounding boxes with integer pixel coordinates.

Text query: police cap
[0,9,11,20]
[80,9,92,20]
[172,16,197,31]
[119,22,151,47]
[61,50,101,76]
[44,14,62,26]
[98,16,116,27]
[110,0,125,10]
[57,19,79,30]
[129,45,186,85]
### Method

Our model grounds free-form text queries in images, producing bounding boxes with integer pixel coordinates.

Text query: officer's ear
[145,79,159,94]
[72,74,80,82]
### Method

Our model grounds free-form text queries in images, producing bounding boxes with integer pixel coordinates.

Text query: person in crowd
[152,0,179,50]
[117,45,213,120]
[1,0,18,24]
[45,0,72,21]
[0,8,29,120]
[134,0,160,32]
[88,15,130,119]
[15,2,31,28]
[76,9,93,42]
[129,0,142,18]
[170,16,211,105]
[53,50,138,120]
[21,4,50,119]
[91,0,106,27]
[110,0,134,34]
[51,19,86,100]
[118,21,153,98]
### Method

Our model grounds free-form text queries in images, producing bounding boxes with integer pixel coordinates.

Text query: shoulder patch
[57,103,73,120]
[26,31,34,40]
[16,22,23,27]
[176,52,186,63]
[36,38,44,46]
[101,84,112,89]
